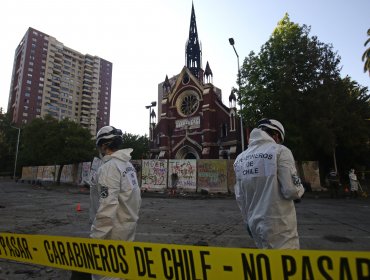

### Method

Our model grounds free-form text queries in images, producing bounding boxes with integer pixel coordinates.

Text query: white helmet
[96,126,123,146]
[257,118,285,142]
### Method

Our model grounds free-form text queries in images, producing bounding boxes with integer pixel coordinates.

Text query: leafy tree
[239,14,370,178]
[20,116,96,184]
[362,29,370,75]
[0,111,21,176]
[121,133,149,159]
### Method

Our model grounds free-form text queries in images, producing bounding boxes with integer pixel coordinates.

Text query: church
[149,3,244,160]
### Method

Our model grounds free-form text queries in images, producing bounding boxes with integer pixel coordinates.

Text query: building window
[230,112,236,131]
[221,123,228,138]
[156,134,160,145]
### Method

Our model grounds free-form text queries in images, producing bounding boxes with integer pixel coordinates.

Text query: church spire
[185,2,202,80]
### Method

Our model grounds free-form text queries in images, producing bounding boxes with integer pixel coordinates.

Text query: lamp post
[229,37,245,151]
[145,101,157,137]
[10,125,20,180]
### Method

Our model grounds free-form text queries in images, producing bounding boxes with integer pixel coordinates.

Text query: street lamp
[10,125,20,180]
[229,37,245,151]
[145,101,157,137]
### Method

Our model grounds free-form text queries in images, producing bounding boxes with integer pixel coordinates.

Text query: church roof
[204,61,213,77]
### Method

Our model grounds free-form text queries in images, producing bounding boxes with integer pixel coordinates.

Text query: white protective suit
[349,170,359,191]
[88,157,103,224]
[90,148,141,280]
[234,128,305,249]
[91,148,141,239]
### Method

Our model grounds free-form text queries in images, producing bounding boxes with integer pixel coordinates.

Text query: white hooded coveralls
[234,128,304,249]
[349,170,359,191]
[91,148,141,240]
[90,149,141,280]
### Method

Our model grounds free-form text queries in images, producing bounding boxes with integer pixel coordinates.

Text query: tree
[239,14,370,177]
[0,111,20,176]
[121,133,149,159]
[20,116,96,184]
[362,29,370,75]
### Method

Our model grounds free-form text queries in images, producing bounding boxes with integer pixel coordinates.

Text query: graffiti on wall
[301,161,321,191]
[227,160,236,193]
[197,160,228,193]
[21,160,321,193]
[32,165,75,183]
[79,161,92,185]
[169,159,196,191]
[141,160,168,191]
[59,164,74,183]
[37,166,56,181]
[21,166,38,181]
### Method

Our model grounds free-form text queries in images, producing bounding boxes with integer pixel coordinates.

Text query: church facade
[149,4,243,160]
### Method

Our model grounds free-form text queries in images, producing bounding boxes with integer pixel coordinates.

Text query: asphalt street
[0,179,369,279]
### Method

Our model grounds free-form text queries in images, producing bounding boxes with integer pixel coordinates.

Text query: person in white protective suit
[348,169,359,198]
[88,156,103,224]
[91,126,141,280]
[233,118,305,249]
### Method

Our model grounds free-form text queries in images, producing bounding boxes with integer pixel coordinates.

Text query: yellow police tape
[0,232,369,279]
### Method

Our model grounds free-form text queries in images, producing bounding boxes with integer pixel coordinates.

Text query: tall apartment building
[7,27,112,135]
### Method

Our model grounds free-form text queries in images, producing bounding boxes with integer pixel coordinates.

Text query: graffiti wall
[168,159,197,192]
[197,160,228,193]
[59,164,74,183]
[21,159,322,193]
[79,161,92,185]
[21,166,38,181]
[131,160,142,188]
[37,166,57,181]
[141,160,168,191]
[227,160,236,193]
[301,161,321,191]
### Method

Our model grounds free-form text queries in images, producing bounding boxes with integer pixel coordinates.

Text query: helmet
[257,118,285,142]
[96,126,123,146]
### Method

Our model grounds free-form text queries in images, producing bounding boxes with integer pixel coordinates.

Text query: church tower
[185,3,203,81]
[151,2,243,160]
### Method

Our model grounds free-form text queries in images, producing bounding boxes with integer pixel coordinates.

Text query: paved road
[0,180,369,279]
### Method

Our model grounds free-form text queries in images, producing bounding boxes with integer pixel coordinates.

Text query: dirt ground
[0,180,244,280]
[1,179,370,279]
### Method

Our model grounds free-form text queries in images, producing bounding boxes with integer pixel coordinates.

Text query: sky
[0,0,369,136]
